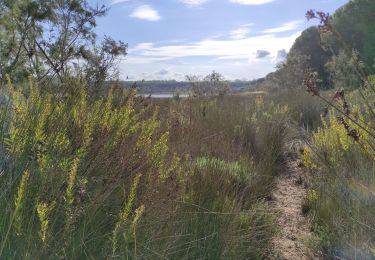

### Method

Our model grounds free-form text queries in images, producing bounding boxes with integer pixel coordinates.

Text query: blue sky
[90,0,349,81]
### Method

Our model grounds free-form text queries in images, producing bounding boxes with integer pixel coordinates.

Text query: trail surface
[269,160,320,260]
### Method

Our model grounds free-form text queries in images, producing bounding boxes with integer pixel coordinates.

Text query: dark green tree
[0,0,127,86]
[266,27,331,89]
[267,0,375,90]
[325,50,364,89]
[331,0,375,70]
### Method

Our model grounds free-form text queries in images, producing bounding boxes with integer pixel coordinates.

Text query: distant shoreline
[138,91,266,99]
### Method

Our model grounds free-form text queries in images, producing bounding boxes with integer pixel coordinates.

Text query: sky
[89,0,349,81]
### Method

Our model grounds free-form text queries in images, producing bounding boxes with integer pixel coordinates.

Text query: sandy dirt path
[269,160,320,260]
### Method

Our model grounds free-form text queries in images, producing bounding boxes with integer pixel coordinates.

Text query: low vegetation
[1,0,375,259]
[0,78,297,258]
[303,86,375,259]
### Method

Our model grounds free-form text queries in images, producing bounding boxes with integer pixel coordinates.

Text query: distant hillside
[121,79,262,94]
[259,0,375,90]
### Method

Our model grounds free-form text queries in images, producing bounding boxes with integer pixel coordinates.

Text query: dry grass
[0,81,292,259]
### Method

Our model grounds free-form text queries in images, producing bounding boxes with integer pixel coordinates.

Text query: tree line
[260,0,375,90]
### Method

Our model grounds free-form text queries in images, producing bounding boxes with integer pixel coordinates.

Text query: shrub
[303,106,375,259]
[0,78,177,258]
[0,79,294,259]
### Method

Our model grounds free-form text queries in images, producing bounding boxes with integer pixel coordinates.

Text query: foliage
[270,27,331,89]
[269,89,325,130]
[138,94,290,259]
[325,50,364,90]
[301,3,375,257]
[0,75,295,258]
[0,79,176,258]
[331,0,375,69]
[0,0,127,86]
[0,0,328,259]
[272,53,310,89]
[303,104,375,259]
[123,79,253,95]
[264,0,375,90]
[186,71,230,98]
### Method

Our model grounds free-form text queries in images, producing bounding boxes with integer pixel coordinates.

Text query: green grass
[0,80,291,259]
[5,78,373,259]
[303,92,375,259]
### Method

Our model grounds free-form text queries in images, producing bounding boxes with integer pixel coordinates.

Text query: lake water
[139,91,265,99]
[139,93,189,99]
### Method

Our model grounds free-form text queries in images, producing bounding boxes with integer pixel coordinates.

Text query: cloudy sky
[90,0,349,81]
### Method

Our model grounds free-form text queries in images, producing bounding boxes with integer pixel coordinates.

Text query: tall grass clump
[269,89,325,130]
[132,94,290,259]
[167,95,289,195]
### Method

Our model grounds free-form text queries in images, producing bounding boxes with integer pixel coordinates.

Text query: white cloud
[229,28,250,39]
[180,0,209,7]
[229,0,276,5]
[130,5,161,21]
[123,31,301,80]
[120,57,278,81]
[229,24,254,39]
[132,32,299,60]
[261,20,303,34]
[135,42,154,50]
[110,0,130,5]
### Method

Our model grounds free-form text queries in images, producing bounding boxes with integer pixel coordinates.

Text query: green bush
[0,82,291,259]
[0,78,177,258]
[304,105,375,259]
